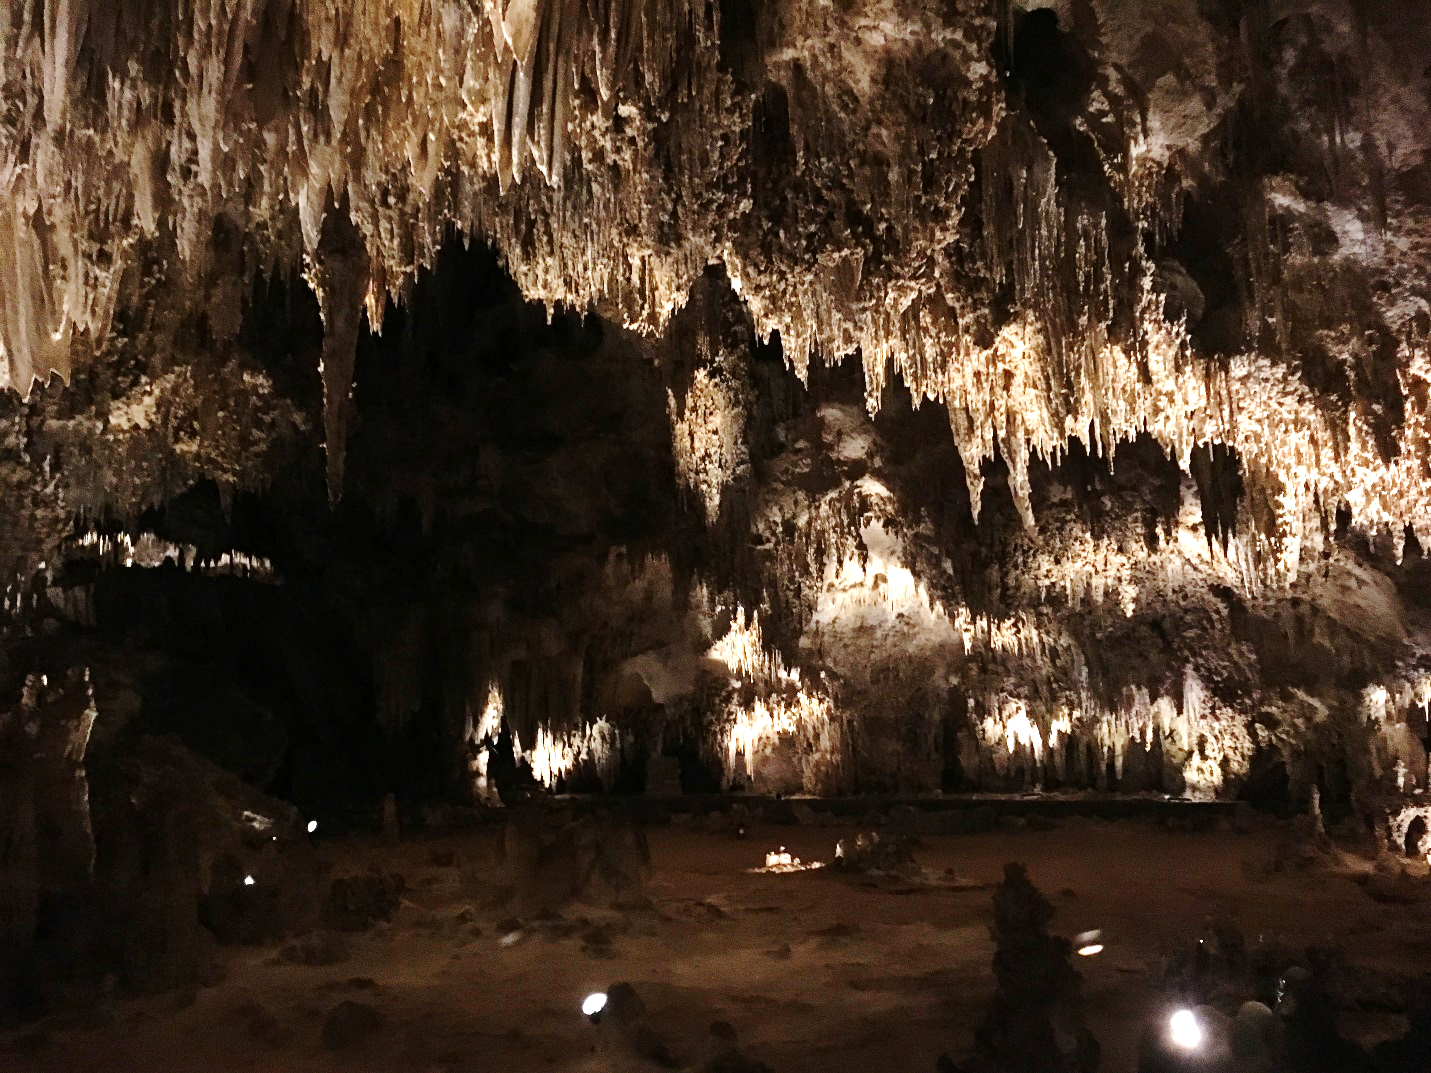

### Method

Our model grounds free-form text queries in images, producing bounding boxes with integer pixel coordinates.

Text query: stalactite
[704,600,843,793]
[310,203,371,505]
[0,0,1428,817]
[66,531,277,580]
[523,717,620,789]
[0,0,1423,573]
[0,203,73,395]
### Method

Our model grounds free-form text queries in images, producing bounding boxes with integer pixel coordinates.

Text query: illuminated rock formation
[0,0,1428,820]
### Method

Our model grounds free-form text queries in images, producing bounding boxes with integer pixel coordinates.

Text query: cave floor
[3,819,1426,1073]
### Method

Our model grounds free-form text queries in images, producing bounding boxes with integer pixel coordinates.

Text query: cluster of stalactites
[872,102,1429,584]
[704,599,844,793]
[67,530,276,579]
[3,0,1429,577]
[967,669,1256,802]
[937,248,1419,587]
[0,0,721,486]
[463,680,619,794]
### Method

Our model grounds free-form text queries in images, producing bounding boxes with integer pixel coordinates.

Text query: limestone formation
[0,0,1426,809]
[961,862,1099,1073]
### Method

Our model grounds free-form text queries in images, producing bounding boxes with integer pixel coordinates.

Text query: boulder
[277,930,351,966]
[832,831,916,876]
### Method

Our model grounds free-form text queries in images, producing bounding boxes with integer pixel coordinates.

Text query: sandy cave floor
[3,820,1427,1073]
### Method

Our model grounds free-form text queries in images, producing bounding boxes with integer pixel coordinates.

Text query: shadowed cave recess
[4,0,1431,1069]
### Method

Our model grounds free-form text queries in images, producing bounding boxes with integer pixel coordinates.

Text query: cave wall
[0,0,1428,831]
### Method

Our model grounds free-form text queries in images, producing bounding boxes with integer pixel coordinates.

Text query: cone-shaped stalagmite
[961,862,1099,1073]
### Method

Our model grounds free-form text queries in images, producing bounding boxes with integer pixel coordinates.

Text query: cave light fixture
[243,875,255,887]
[582,992,608,1023]
[1169,1009,1203,1050]
[307,819,318,833]
[1074,929,1103,956]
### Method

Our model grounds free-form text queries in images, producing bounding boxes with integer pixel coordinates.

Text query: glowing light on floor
[751,847,825,873]
[1077,944,1104,956]
[1169,1009,1202,1050]
[307,820,318,833]
[582,992,608,1017]
[243,875,255,887]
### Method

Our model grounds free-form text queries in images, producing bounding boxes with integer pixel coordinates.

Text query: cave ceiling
[2,0,1431,802]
